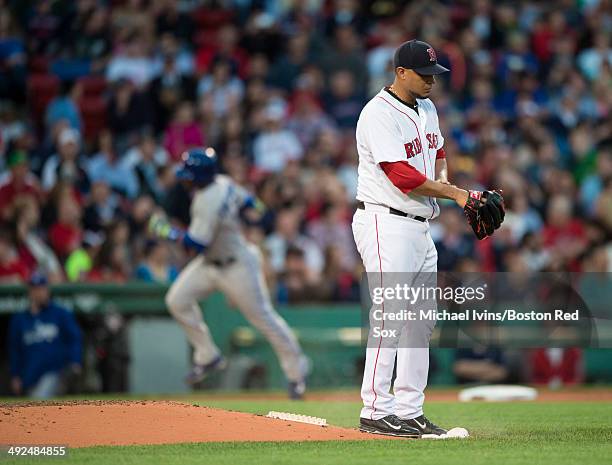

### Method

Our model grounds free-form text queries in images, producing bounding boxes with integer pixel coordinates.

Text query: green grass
[2,399,611,465]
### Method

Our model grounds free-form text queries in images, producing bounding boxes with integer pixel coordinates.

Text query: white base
[459,385,538,402]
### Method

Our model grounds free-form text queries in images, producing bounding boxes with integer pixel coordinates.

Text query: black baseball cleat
[288,380,306,400]
[401,415,447,438]
[185,355,227,386]
[359,415,421,438]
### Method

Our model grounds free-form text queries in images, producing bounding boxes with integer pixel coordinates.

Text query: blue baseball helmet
[176,147,218,185]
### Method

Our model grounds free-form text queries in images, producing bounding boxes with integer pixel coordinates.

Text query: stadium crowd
[0,0,611,306]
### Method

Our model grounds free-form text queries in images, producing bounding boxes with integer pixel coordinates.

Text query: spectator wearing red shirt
[0,151,41,220]
[529,348,584,387]
[49,192,83,261]
[0,227,29,283]
[542,195,587,269]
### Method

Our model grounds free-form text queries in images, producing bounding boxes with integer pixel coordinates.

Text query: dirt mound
[0,401,389,447]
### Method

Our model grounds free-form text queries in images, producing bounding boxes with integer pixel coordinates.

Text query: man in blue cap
[8,272,82,398]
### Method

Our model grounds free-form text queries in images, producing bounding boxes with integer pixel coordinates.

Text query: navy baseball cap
[28,272,48,287]
[393,40,449,75]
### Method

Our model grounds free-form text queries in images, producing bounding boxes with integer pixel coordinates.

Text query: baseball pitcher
[354,40,505,437]
[149,148,309,399]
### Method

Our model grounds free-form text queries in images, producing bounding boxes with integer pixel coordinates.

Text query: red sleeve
[380,161,427,194]
[436,148,446,159]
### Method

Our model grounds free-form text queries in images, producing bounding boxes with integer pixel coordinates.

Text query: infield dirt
[0,401,390,447]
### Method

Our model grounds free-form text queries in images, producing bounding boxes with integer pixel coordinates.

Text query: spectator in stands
[287,91,336,150]
[324,70,365,129]
[268,32,311,91]
[86,237,129,283]
[11,196,62,283]
[0,150,41,220]
[149,45,197,133]
[87,130,139,199]
[0,9,26,102]
[317,25,367,94]
[197,57,244,118]
[124,131,168,201]
[107,78,154,147]
[528,348,584,387]
[49,190,82,261]
[106,34,155,88]
[454,348,510,384]
[45,80,82,133]
[135,239,178,284]
[253,103,303,173]
[163,100,205,161]
[82,177,120,233]
[8,272,82,398]
[0,226,29,283]
[65,230,104,282]
[155,0,194,44]
[306,201,357,273]
[265,206,323,276]
[41,128,90,194]
[276,245,323,303]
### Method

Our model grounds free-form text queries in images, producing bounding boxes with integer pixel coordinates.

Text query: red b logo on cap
[427,47,436,62]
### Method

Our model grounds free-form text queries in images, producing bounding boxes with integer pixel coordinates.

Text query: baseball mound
[0,401,388,447]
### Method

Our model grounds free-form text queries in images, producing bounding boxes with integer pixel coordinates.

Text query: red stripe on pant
[370,213,384,419]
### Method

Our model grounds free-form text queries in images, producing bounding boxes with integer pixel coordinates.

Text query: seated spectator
[197,57,244,118]
[276,245,323,303]
[323,70,365,129]
[595,178,612,231]
[82,178,121,232]
[45,80,83,133]
[86,239,129,283]
[453,347,510,384]
[0,150,41,220]
[150,50,197,132]
[65,231,104,282]
[106,35,155,88]
[265,206,323,275]
[49,192,83,261]
[123,132,168,201]
[155,1,194,44]
[12,196,63,283]
[542,195,587,269]
[253,104,303,173]
[434,207,476,271]
[0,9,27,101]
[287,91,336,150]
[306,201,357,272]
[135,239,178,284]
[163,101,205,161]
[528,348,584,388]
[41,128,90,195]
[87,130,139,199]
[8,273,82,398]
[0,227,29,283]
[108,79,155,146]
[268,32,311,91]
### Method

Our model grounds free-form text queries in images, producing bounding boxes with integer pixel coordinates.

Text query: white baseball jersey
[355,88,444,219]
[188,174,250,260]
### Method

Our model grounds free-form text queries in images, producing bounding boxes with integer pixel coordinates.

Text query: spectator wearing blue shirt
[8,272,82,398]
[45,80,83,134]
[87,130,139,199]
[135,239,178,284]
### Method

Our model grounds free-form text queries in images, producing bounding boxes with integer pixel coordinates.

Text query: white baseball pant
[352,204,437,420]
[165,243,306,382]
